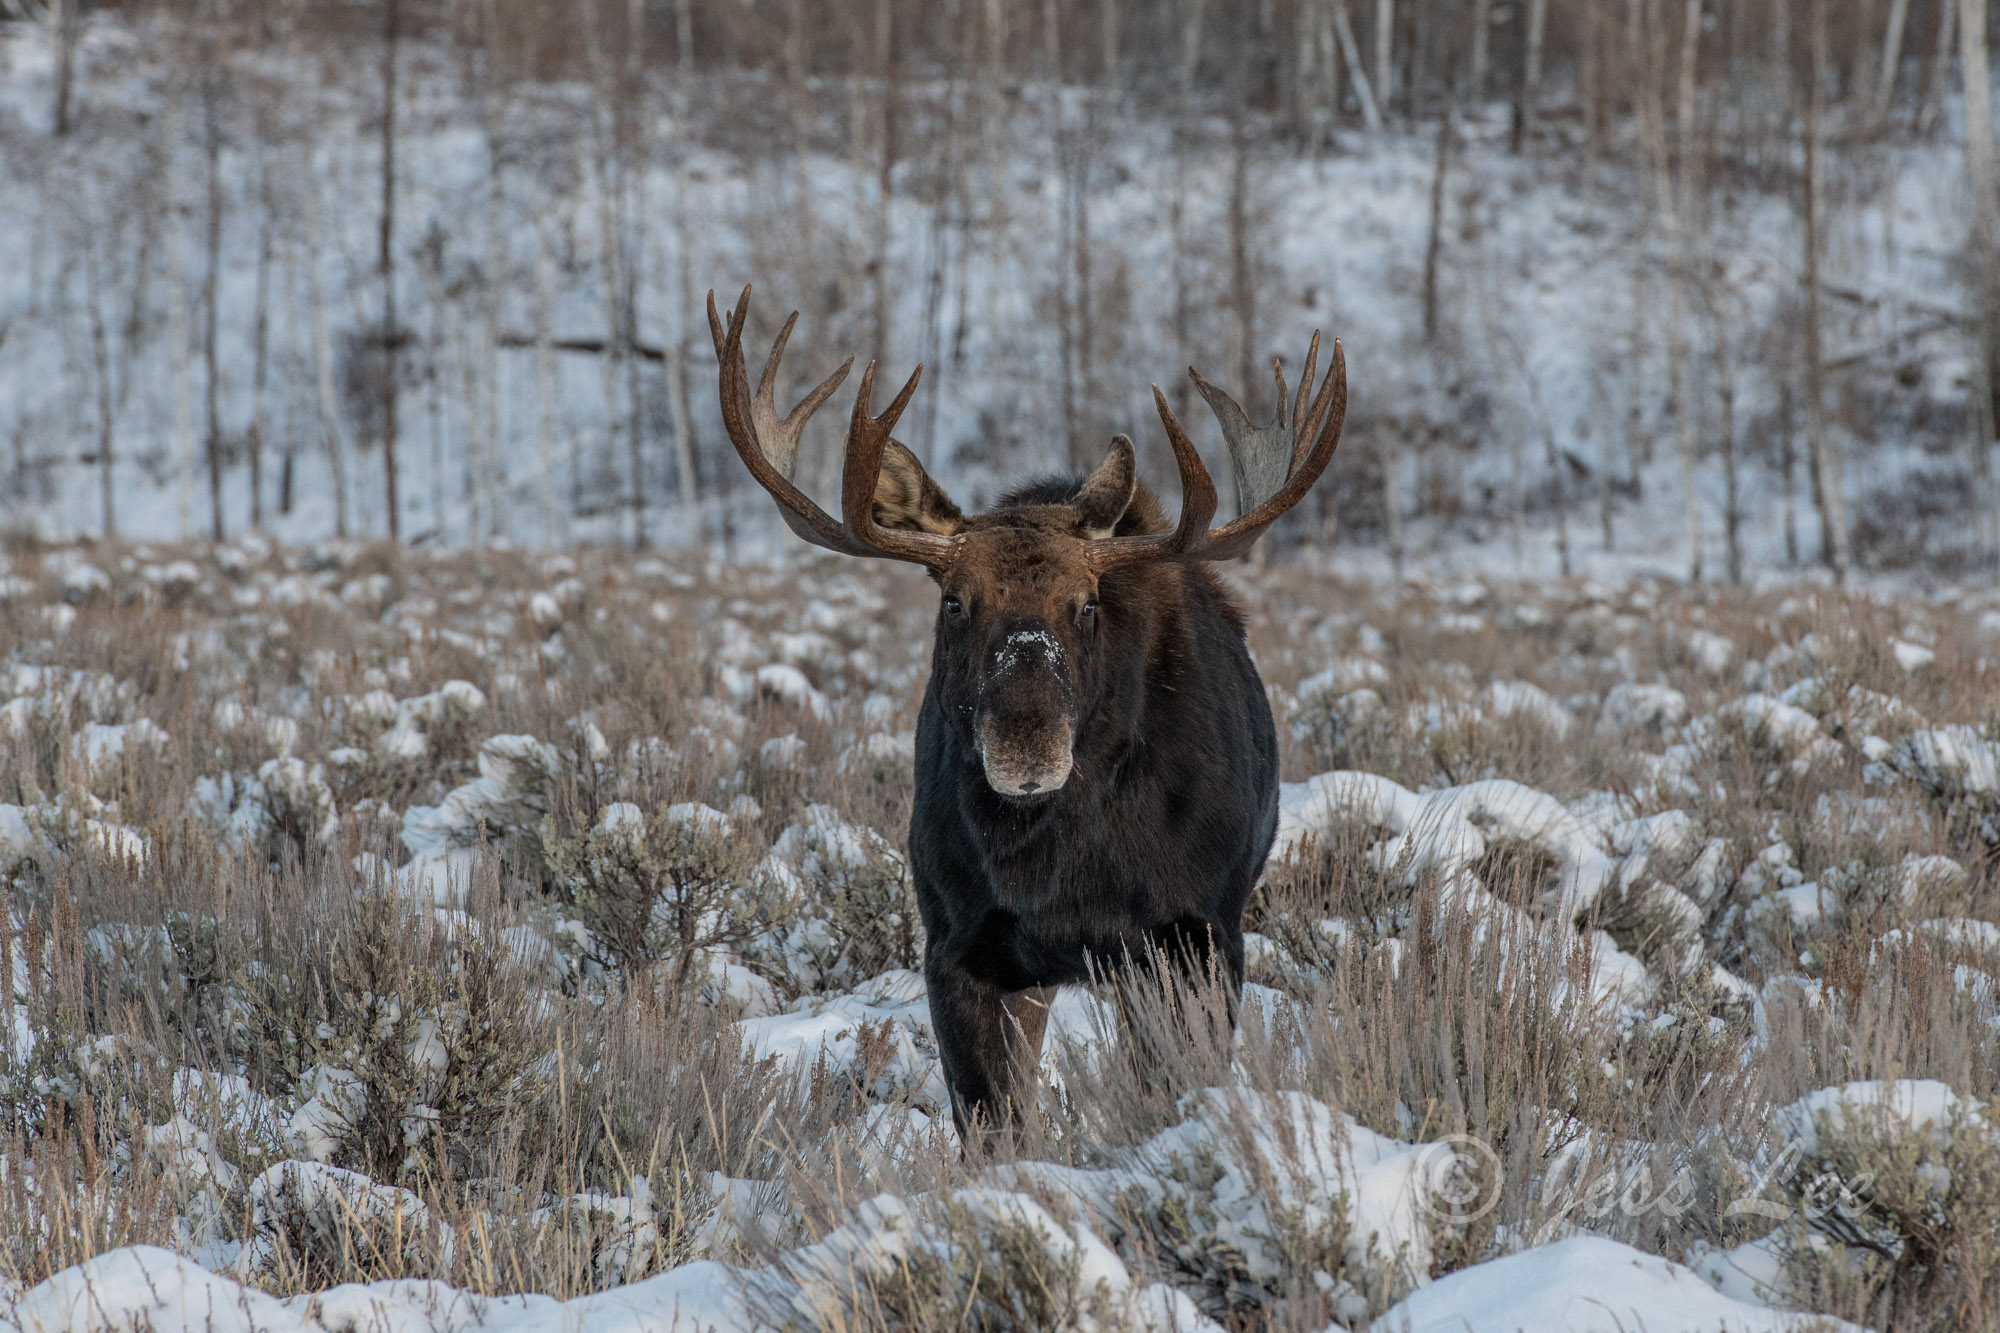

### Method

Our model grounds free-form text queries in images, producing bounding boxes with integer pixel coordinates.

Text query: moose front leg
[1109,917,1245,1103]
[925,953,1048,1149]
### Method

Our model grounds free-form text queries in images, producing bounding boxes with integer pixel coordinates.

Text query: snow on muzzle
[976,627,1076,797]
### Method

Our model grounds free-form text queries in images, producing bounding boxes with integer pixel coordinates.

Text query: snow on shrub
[745,804,921,995]
[544,800,761,980]
[191,759,338,864]
[1732,1080,2000,1325]
[248,1160,455,1282]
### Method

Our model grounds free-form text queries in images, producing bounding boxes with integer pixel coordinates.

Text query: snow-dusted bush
[746,804,922,995]
[544,800,759,979]
[244,894,553,1183]
[1768,1081,2000,1328]
[248,1160,455,1285]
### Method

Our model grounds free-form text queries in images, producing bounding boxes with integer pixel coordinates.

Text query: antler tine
[841,359,960,568]
[1289,332,1321,473]
[1086,386,1221,571]
[1205,337,1347,560]
[708,286,868,557]
[1090,336,1346,569]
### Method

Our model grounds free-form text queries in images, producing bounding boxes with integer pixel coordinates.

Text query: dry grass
[0,537,1997,1328]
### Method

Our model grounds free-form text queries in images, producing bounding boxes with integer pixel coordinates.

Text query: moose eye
[1078,600,1098,625]
[942,595,964,617]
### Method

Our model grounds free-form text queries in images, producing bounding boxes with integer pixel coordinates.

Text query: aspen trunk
[1422,92,1452,341]
[248,189,272,532]
[1917,0,1956,135]
[1669,0,1704,581]
[1333,0,1382,132]
[1514,0,1548,150]
[1803,0,1850,577]
[304,149,349,540]
[1469,0,1491,95]
[871,0,900,370]
[1583,0,1604,152]
[533,214,564,548]
[1181,0,1207,90]
[1373,0,1393,114]
[201,69,226,541]
[52,0,77,136]
[1874,0,1912,128]
[85,230,114,538]
[662,167,701,542]
[380,0,403,542]
[1960,0,2000,559]
[1228,108,1256,412]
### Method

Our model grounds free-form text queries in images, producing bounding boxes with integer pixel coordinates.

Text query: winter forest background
[6,0,2000,582]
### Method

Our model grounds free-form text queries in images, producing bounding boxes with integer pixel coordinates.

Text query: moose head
[708,286,1346,800]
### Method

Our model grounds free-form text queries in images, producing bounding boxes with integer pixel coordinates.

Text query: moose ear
[1072,435,1138,539]
[872,440,965,536]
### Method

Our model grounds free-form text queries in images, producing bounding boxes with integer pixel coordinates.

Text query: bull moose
[709,287,1346,1144]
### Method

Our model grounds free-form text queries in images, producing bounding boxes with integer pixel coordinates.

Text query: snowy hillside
[3,12,1998,580]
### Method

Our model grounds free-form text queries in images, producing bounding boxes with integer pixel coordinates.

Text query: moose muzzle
[974,626,1076,797]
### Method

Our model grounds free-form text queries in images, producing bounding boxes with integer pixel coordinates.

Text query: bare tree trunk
[1382,431,1406,583]
[1333,0,1382,132]
[1227,107,1256,416]
[1373,0,1393,114]
[248,188,271,533]
[1803,0,1850,577]
[1704,280,1744,583]
[622,0,648,549]
[1780,379,1799,564]
[165,90,195,540]
[582,0,627,543]
[1960,0,2000,560]
[662,193,700,542]
[380,0,403,542]
[1874,0,1912,129]
[1917,0,1956,135]
[1625,263,1649,486]
[84,228,115,538]
[1664,0,1705,580]
[1422,91,1452,341]
[1100,0,1120,85]
[52,0,78,136]
[201,67,226,542]
[1513,0,1549,151]
[1583,0,1605,153]
[304,148,348,539]
[871,0,901,369]
[1469,0,1491,96]
[475,24,507,545]
[1181,0,1207,89]
[533,213,565,548]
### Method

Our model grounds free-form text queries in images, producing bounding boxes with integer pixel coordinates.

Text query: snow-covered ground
[0,536,1996,1330]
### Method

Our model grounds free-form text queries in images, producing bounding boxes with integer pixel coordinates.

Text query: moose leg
[926,953,1028,1148]
[1004,984,1059,1078]
[1114,918,1245,1101]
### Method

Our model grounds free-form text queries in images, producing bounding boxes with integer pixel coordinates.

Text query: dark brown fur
[891,465,1275,1145]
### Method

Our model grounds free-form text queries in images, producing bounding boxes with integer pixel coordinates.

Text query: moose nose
[988,621,1063,677]
[976,620,1073,797]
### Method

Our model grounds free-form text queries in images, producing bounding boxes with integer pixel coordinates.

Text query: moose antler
[1193,334,1328,518]
[1088,334,1346,569]
[708,286,956,567]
